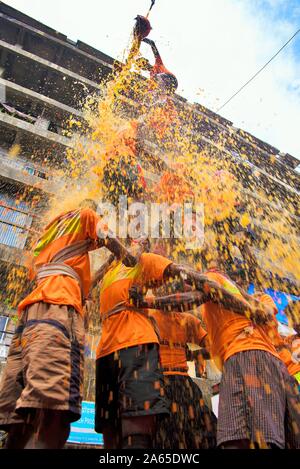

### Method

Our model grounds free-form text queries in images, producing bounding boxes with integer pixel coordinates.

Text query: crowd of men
[0,12,299,452]
[0,200,299,450]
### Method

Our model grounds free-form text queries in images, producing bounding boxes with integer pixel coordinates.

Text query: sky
[4,0,300,161]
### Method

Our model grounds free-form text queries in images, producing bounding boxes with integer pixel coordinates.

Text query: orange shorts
[0,302,85,430]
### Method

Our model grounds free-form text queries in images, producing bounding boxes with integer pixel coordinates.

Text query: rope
[217,27,300,112]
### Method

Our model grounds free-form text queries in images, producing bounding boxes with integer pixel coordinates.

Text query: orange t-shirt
[257,293,300,377]
[201,270,280,370]
[18,208,101,316]
[96,253,172,358]
[149,310,207,376]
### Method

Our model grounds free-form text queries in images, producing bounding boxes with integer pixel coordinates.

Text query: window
[0,194,33,249]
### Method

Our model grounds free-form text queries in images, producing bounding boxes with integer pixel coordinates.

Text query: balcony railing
[0,148,51,181]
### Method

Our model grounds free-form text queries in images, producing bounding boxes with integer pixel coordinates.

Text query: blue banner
[68,401,103,446]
